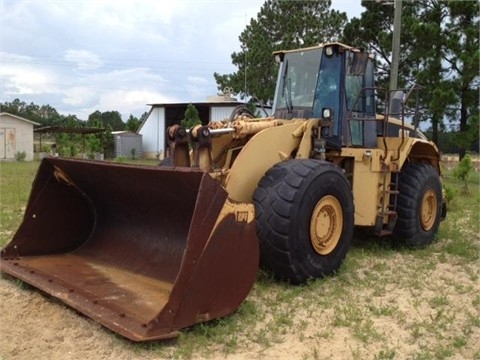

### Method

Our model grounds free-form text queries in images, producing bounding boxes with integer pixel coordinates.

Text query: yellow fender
[225,121,306,203]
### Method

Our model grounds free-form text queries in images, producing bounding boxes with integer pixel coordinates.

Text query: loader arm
[167,118,316,203]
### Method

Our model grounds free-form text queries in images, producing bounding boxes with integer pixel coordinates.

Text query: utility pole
[389,0,402,92]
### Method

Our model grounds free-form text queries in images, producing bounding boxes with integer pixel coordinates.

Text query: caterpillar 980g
[1,42,446,341]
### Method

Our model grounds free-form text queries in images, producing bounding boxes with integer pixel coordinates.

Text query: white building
[0,112,39,161]
[138,99,245,160]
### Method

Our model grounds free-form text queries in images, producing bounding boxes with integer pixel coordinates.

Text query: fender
[225,121,306,203]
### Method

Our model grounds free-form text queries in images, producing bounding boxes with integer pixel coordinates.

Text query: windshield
[273,49,322,112]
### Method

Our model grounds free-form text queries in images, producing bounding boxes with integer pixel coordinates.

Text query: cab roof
[273,42,362,57]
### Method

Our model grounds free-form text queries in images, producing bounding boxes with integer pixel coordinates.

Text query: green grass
[0,161,39,247]
[1,160,479,359]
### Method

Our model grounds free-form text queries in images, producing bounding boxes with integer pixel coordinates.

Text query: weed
[368,304,397,317]
[434,344,454,359]
[410,323,424,340]
[374,347,396,360]
[452,335,467,349]
[466,311,480,328]
[429,295,450,308]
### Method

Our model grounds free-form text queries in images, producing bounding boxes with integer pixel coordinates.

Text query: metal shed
[0,112,39,161]
[112,131,143,159]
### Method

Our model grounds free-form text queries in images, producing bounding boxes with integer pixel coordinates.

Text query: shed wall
[115,134,143,158]
[0,115,35,160]
[210,106,237,122]
[139,107,165,159]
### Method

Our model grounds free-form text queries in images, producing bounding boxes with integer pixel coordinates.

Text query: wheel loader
[1,42,446,341]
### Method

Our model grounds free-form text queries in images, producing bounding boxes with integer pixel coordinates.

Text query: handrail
[346,84,422,162]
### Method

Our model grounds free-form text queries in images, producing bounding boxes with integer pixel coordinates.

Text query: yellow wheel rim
[310,195,343,255]
[421,189,437,231]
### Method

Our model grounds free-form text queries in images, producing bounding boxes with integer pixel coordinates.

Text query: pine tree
[214,0,347,104]
[181,103,202,129]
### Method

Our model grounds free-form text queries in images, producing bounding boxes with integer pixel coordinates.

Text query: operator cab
[272,42,376,149]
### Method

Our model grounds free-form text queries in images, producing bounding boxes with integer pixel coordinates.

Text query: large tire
[393,162,443,247]
[253,159,354,284]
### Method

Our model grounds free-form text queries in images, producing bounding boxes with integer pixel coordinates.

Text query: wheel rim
[310,195,343,255]
[421,189,437,231]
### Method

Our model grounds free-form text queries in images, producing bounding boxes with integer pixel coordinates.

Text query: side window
[364,60,375,115]
[345,51,367,112]
[344,52,377,147]
[345,75,364,112]
[313,54,341,135]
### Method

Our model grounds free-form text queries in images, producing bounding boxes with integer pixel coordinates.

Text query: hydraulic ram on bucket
[1,158,259,341]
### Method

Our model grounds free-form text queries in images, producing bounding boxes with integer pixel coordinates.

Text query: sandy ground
[1,247,479,360]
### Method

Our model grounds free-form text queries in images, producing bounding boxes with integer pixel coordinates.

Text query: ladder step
[376,207,397,214]
[378,229,393,237]
[376,167,400,238]
[385,190,400,195]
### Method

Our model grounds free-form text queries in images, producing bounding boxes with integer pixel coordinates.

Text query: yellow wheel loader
[1,42,446,341]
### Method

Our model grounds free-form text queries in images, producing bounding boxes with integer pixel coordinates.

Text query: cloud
[63,87,96,106]
[1,52,59,95]
[96,89,173,117]
[1,1,363,121]
[185,76,212,101]
[59,68,172,119]
[1,1,267,120]
[64,50,103,71]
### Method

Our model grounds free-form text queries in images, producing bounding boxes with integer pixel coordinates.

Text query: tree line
[2,1,478,157]
[1,98,148,158]
[1,98,147,133]
[214,0,479,158]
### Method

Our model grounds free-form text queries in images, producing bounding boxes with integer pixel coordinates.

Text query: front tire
[393,162,443,247]
[253,160,354,284]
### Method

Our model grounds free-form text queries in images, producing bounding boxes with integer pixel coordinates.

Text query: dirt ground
[1,249,479,360]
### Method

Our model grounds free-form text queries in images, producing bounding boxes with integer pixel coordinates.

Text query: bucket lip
[1,258,180,341]
[44,157,206,173]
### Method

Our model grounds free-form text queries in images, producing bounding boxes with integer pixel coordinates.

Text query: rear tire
[393,162,442,247]
[253,159,354,284]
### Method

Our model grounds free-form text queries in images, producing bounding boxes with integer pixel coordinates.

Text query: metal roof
[273,42,362,56]
[34,125,106,134]
[146,100,243,108]
[0,112,40,125]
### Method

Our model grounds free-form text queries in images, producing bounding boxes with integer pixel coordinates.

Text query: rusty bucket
[1,158,259,341]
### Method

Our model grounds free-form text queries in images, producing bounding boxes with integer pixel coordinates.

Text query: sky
[0,0,363,121]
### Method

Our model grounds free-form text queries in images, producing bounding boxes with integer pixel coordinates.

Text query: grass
[1,159,479,359]
[0,161,39,246]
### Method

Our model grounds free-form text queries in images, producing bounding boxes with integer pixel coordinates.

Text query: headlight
[322,108,331,118]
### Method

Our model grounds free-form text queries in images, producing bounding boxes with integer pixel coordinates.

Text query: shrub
[14,151,27,162]
[443,184,458,211]
[453,154,473,194]
[41,144,51,153]
[114,156,127,163]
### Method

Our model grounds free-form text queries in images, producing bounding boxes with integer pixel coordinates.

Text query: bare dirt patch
[1,245,479,360]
